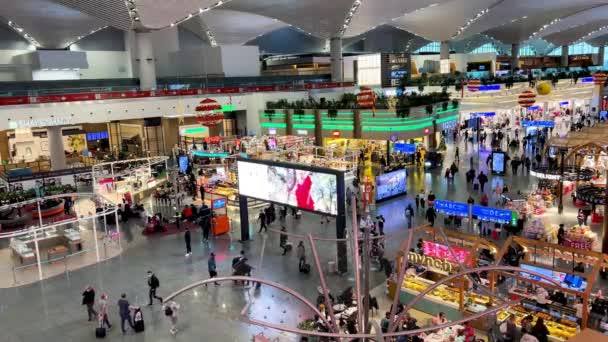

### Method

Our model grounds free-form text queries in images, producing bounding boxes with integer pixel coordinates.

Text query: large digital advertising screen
[423,241,473,267]
[376,169,406,201]
[520,264,587,291]
[237,160,338,215]
[492,152,505,174]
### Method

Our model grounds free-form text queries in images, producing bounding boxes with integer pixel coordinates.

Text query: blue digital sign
[86,131,109,141]
[582,77,594,83]
[393,143,416,154]
[478,85,501,91]
[528,105,541,111]
[434,200,468,216]
[471,112,496,118]
[472,205,515,224]
[212,198,227,209]
[559,101,569,106]
[178,156,189,173]
[522,120,555,128]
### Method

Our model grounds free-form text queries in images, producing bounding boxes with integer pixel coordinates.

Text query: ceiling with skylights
[0,0,607,51]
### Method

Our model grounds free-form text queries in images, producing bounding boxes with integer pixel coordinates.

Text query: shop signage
[434,200,468,216]
[212,198,227,209]
[529,170,561,180]
[582,77,594,83]
[559,101,569,106]
[332,130,341,137]
[393,143,416,154]
[9,116,72,129]
[408,252,455,273]
[296,130,308,135]
[390,134,398,142]
[527,105,541,111]
[471,112,496,118]
[268,128,277,135]
[472,205,516,225]
[522,120,555,128]
[86,131,109,141]
[478,85,501,91]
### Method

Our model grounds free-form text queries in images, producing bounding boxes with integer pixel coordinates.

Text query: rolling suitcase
[300,263,311,274]
[95,326,106,339]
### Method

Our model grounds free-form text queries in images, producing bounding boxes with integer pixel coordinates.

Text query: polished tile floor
[0,136,600,341]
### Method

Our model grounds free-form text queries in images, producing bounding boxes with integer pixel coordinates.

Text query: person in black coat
[184,228,192,257]
[425,207,437,227]
[82,285,97,321]
[147,271,163,305]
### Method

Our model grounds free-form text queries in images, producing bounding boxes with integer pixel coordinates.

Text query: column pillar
[330,37,343,82]
[511,43,520,71]
[135,31,157,90]
[354,109,362,139]
[561,45,569,68]
[314,110,323,146]
[598,45,605,67]
[285,109,294,136]
[440,41,450,74]
[47,126,66,170]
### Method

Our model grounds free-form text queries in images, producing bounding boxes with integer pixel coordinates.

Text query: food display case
[496,300,579,341]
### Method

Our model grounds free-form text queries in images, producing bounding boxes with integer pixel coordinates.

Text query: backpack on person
[164,306,173,316]
[300,263,311,274]
[133,309,145,333]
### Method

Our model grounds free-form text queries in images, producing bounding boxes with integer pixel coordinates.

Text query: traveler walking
[147,271,163,305]
[184,227,192,257]
[117,293,134,334]
[98,293,112,329]
[206,252,220,286]
[258,210,268,232]
[405,204,414,229]
[297,241,306,270]
[279,226,289,256]
[164,301,181,335]
[82,285,98,321]
[426,207,437,227]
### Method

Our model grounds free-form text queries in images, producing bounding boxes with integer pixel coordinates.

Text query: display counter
[10,226,82,264]
[496,300,579,341]
[564,225,598,251]
[523,219,558,243]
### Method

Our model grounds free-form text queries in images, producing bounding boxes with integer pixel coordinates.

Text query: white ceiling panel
[536,5,608,39]
[0,0,107,48]
[390,0,500,42]
[201,9,288,45]
[222,0,354,39]
[588,34,608,48]
[462,0,606,41]
[344,0,452,38]
[52,0,132,31]
[136,0,219,29]
[543,20,608,47]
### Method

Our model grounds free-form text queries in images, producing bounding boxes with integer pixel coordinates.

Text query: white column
[440,41,450,74]
[598,46,605,67]
[561,45,569,68]
[330,37,343,82]
[136,31,157,90]
[47,126,66,170]
[440,41,450,60]
[511,43,520,71]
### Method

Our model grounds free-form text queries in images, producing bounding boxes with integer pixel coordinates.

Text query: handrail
[0,81,356,107]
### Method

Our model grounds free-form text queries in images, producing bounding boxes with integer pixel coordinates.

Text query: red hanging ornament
[195,98,223,127]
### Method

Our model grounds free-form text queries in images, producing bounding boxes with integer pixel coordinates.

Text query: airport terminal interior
[3,1,608,341]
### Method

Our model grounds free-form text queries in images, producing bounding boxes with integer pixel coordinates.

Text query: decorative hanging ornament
[518,89,536,108]
[357,87,376,108]
[467,79,481,92]
[594,72,607,85]
[195,98,223,127]
[535,81,551,96]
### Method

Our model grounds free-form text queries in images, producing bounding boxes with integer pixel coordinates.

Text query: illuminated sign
[268,128,277,135]
[212,198,227,209]
[471,112,496,118]
[297,130,308,135]
[408,252,455,273]
[472,205,516,225]
[530,170,561,180]
[559,101,569,106]
[434,199,468,216]
[423,241,473,267]
[332,130,341,137]
[192,151,229,158]
[478,85,501,91]
[86,131,109,141]
[582,77,594,83]
[393,143,416,154]
[9,117,72,129]
[440,59,450,74]
[522,120,555,128]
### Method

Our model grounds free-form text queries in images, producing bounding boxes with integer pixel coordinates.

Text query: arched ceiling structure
[0,0,606,54]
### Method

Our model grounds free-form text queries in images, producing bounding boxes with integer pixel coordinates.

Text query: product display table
[423,325,463,342]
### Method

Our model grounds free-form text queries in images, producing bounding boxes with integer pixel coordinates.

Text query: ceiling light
[338,0,364,36]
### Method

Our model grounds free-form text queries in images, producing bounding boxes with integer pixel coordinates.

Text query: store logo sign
[408,252,455,273]
[9,116,72,129]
